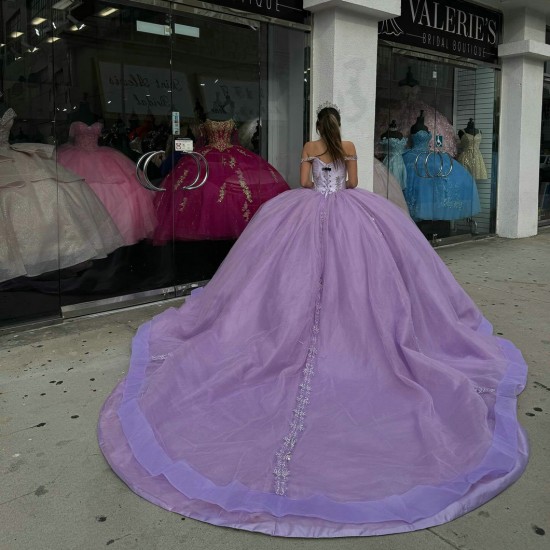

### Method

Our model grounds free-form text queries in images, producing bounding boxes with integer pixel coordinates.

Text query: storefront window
[375,46,499,244]
[0,0,308,326]
[540,77,550,225]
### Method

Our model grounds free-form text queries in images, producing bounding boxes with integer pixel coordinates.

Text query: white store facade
[306,0,550,239]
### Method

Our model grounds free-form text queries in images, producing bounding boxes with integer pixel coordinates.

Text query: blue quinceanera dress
[403,130,480,221]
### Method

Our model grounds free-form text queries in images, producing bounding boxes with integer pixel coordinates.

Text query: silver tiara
[316,101,340,116]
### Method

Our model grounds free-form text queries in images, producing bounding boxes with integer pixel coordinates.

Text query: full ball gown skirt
[98,156,528,538]
[403,131,481,221]
[153,119,290,242]
[57,122,157,246]
[0,108,125,283]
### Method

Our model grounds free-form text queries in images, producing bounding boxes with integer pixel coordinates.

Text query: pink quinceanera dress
[153,119,290,242]
[375,86,458,157]
[57,122,157,246]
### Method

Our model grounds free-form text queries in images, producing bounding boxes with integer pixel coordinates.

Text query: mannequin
[69,95,97,125]
[458,119,487,180]
[381,120,403,139]
[410,110,428,134]
[458,118,480,138]
[379,120,407,190]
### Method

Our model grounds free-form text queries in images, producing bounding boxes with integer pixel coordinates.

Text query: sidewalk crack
[427,528,469,549]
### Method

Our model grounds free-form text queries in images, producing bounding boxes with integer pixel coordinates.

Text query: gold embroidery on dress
[228,156,236,169]
[203,119,235,152]
[236,168,252,203]
[179,197,188,212]
[268,167,279,182]
[175,169,189,190]
[218,182,227,203]
[242,200,251,221]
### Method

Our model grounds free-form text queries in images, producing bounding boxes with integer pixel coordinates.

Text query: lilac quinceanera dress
[98,155,528,538]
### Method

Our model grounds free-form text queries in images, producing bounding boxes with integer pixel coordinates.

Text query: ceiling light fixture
[136,20,169,36]
[31,17,47,25]
[10,31,23,38]
[46,36,61,43]
[68,15,85,30]
[174,24,200,38]
[98,7,118,17]
[52,0,74,9]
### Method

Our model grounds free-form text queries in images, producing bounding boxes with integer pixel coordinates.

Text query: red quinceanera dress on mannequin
[153,119,290,242]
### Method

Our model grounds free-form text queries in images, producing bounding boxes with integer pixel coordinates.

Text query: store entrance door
[0,0,270,326]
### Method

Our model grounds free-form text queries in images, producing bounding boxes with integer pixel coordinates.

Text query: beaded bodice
[69,121,102,151]
[203,119,235,152]
[409,130,432,151]
[0,108,16,148]
[459,132,482,152]
[302,156,357,196]
[379,136,408,156]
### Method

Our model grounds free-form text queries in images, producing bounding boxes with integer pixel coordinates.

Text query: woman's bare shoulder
[303,140,324,155]
[342,141,357,155]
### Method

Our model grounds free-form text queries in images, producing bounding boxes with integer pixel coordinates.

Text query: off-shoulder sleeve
[301,156,315,163]
[344,155,358,161]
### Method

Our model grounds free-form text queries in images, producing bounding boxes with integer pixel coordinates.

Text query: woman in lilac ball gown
[98,104,528,538]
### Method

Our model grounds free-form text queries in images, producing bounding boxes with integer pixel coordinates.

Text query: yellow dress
[458,132,488,180]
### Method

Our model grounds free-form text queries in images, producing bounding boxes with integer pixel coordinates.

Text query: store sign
[97,62,194,116]
[379,0,502,63]
[205,0,308,24]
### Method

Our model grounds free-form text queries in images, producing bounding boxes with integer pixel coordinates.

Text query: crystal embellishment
[474,385,496,394]
[273,278,323,496]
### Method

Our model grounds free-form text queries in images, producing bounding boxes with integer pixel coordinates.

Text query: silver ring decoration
[136,150,166,191]
[413,150,453,178]
[182,152,209,190]
[135,151,209,192]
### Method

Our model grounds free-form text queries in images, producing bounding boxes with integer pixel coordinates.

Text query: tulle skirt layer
[98,188,527,537]
[0,146,124,282]
[57,145,157,245]
[153,145,289,242]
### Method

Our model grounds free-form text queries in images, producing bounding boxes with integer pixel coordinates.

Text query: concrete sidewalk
[1,229,549,550]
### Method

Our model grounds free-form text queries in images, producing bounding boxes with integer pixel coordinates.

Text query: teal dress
[380,137,408,190]
[402,131,480,221]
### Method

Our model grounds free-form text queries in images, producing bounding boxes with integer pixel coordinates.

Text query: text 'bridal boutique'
[98,150,528,537]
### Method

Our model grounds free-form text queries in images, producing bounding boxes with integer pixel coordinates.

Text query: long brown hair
[316,107,345,166]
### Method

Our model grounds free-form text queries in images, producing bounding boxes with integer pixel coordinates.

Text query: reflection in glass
[0,106,124,284]
[154,119,289,242]
[376,48,497,242]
